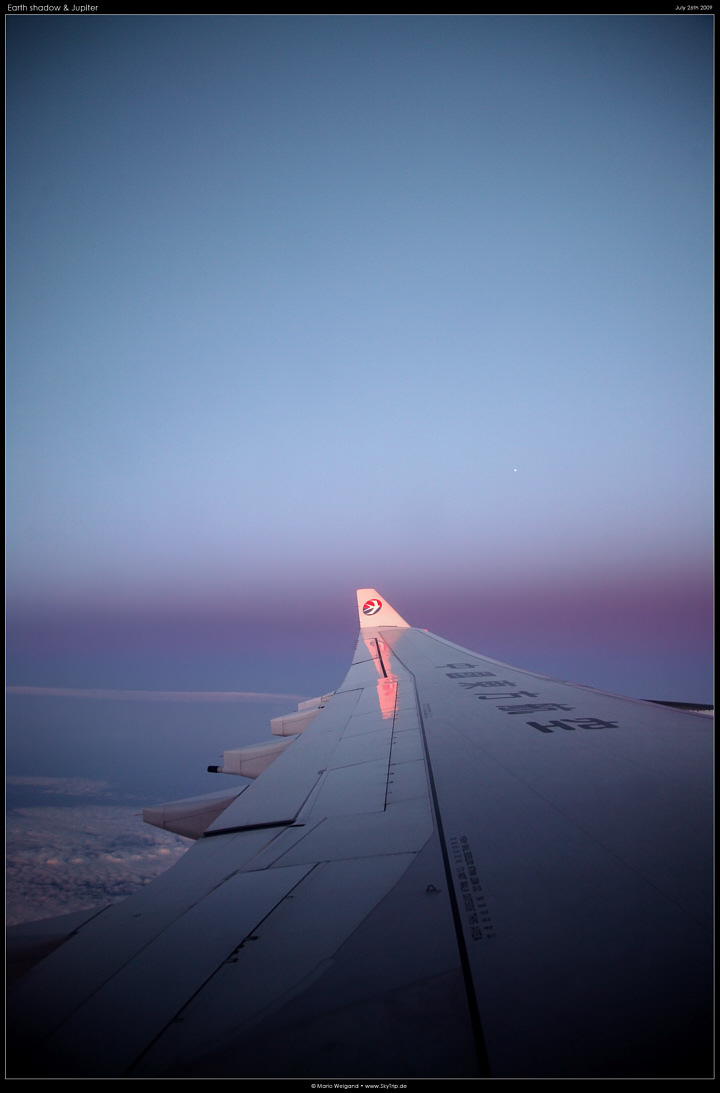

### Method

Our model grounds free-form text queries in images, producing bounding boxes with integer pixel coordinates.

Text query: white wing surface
[7,589,712,1078]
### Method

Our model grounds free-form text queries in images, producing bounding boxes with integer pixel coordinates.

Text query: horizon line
[5,686,307,703]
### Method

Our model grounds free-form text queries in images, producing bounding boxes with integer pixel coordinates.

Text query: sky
[5,15,713,921]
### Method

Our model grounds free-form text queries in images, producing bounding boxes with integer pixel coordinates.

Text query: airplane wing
[7,589,713,1078]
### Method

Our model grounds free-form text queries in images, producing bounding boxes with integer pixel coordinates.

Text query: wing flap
[19,863,315,1078]
[205,687,364,832]
[128,853,419,1077]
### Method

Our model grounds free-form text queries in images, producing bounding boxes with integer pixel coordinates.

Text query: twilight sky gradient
[7,16,713,718]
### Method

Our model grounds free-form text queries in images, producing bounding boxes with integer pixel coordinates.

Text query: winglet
[356,589,410,629]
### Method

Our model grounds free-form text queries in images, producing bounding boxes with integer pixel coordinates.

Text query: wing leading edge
[7,590,712,1078]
